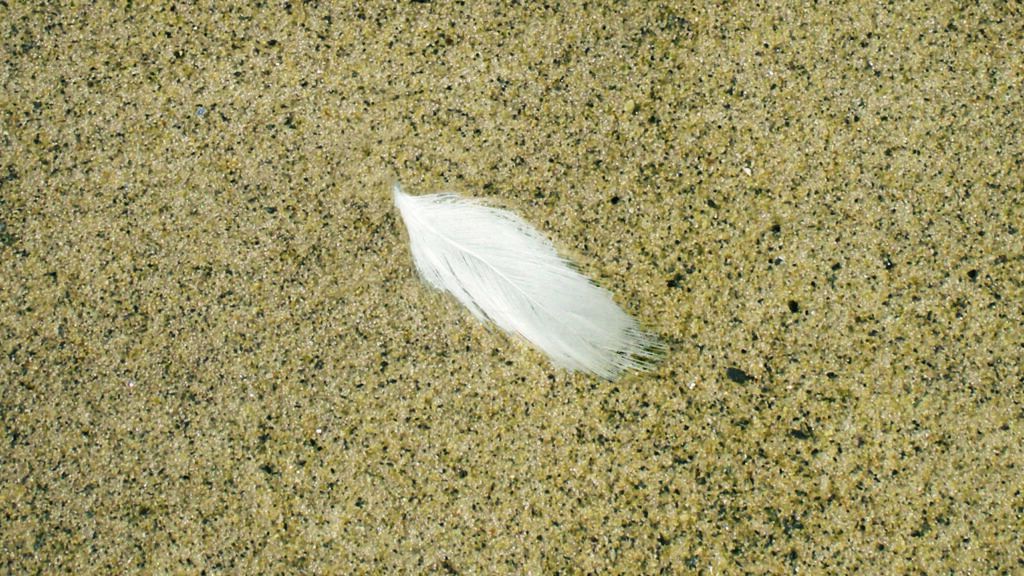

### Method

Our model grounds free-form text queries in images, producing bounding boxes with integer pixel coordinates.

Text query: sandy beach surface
[2,2,1021,573]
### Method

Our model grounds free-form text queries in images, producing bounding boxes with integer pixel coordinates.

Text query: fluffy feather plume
[393,184,661,380]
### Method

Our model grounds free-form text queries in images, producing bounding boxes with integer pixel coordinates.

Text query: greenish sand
[1,2,1021,573]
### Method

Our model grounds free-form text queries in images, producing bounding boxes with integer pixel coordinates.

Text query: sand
[2,2,1021,573]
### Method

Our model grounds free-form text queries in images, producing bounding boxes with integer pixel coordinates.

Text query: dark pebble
[726,367,752,383]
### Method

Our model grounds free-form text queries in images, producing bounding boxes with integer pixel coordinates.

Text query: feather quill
[393,184,661,380]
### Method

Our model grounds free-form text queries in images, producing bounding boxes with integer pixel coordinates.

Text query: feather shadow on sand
[393,184,662,381]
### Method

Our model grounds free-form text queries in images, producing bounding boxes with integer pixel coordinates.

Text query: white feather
[393,184,661,380]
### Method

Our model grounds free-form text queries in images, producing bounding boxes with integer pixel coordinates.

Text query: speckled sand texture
[2,2,1022,574]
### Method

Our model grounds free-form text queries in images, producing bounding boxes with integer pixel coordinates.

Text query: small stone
[726,367,752,383]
